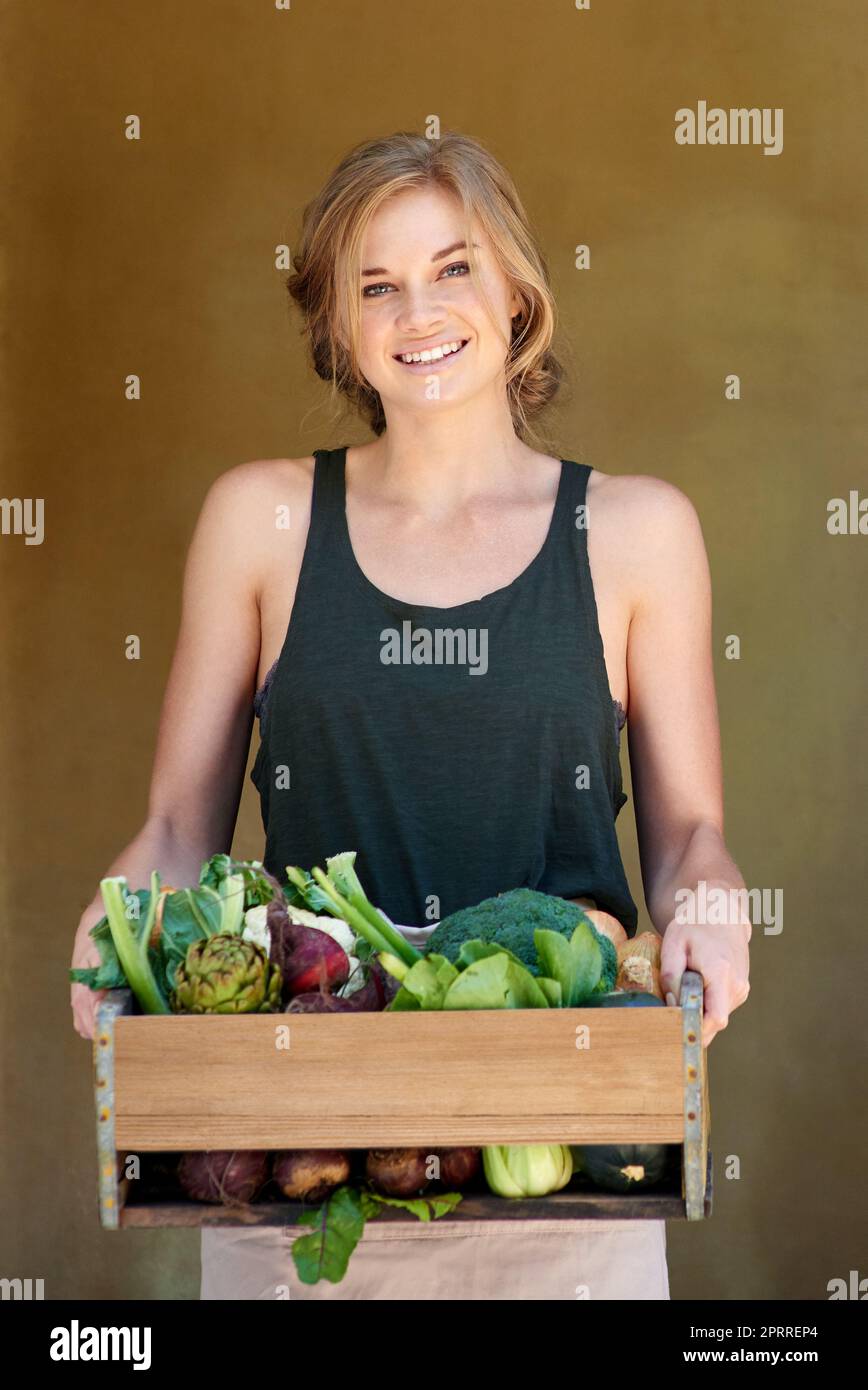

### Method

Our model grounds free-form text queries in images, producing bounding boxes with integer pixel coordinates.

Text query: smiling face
[354,185,522,418]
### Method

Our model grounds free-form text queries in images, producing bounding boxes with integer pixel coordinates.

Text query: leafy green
[534,923,603,1006]
[284,864,342,917]
[291,1186,368,1285]
[158,891,220,992]
[380,925,607,1013]
[368,1191,463,1221]
[198,854,280,907]
[535,976,563,1007]
[425,887,618,990]
[442,951,552,1010]
[455,939,526,969]
[290,1185,464,1285]
[388,953,459,1010]
[70,856,286,1005]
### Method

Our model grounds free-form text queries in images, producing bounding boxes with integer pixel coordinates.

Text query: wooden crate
[94,970,710,1227]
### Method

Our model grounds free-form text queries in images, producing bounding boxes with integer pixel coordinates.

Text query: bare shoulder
[588,468,700,529]
[203,454,316,518]
[199,454,317,546]
[586,469,709,612]
[189,455,317,597]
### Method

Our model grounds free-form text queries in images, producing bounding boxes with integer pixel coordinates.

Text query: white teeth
[398,339,464,364]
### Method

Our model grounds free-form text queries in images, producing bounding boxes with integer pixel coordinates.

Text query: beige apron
[200,1216,669,1301]
[200,915,670,1300]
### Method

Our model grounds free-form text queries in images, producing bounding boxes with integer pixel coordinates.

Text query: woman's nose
[396,287,447,333]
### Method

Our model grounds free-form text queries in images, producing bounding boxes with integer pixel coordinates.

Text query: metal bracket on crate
[679,969,710,1220]
[94,988,134,1229]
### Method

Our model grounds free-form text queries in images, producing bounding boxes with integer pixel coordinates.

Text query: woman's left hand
[659,919,751,1047]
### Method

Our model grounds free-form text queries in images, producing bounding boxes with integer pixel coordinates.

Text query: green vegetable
[83,873,171,1014]
[70,857,284,1006]
[534,926,603,1006]
[443,950,552,1010]
[483,1145,573,1198]
[387,953,460,1011]
[383,923,612,1013]
[291,1184,463,1285]
[171,934,282,1013]
[198,854,282,907]
[575,1144,672,1193]
[426,887,618,990]
[285,853,423,968]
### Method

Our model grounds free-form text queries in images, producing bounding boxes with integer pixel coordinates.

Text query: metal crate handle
[679,969,711,1220]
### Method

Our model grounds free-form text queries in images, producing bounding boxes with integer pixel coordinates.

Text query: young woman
[71,131,751,1300]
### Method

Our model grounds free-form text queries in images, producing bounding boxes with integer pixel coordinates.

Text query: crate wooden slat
[95,971,711,1226]
[113,1008,685,1150]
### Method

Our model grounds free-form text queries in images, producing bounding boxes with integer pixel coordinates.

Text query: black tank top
[251,445,639,936]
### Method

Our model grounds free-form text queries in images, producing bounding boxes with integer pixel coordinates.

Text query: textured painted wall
[2,0,865,1300]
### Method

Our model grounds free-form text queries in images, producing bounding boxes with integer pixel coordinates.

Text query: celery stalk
[325,852,417,948]
[100,872,171,1014]
[310,867,421,966]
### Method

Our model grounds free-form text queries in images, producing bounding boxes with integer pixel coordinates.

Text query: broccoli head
[425,887,619,987]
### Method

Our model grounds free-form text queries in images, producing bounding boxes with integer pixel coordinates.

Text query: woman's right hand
[70,923,105,1041]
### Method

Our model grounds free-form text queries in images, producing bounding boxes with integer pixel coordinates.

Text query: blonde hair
[286,130,564,441]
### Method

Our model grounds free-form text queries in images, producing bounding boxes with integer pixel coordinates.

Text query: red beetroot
[366,1148,432,1196]
[284,958,394,1013]
[267,898,350,1000]
[435,1147,482,1188]
[177,1150,270,1206]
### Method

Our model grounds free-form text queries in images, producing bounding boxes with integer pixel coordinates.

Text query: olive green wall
[2,0,865,1300]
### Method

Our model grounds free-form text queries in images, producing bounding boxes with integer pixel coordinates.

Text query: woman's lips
[393,339,470,373]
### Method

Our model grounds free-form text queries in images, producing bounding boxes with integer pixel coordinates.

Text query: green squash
[577,1143,672,1193]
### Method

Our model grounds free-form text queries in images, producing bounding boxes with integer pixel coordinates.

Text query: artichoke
[172,933,282,1014]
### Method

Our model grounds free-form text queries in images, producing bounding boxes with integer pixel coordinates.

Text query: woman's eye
[362,261,471,299]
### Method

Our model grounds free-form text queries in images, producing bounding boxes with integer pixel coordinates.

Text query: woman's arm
[622,477,751,1046]
[70,463,268,1039]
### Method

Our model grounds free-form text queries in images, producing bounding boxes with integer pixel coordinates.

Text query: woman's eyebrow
[361,241,480,277]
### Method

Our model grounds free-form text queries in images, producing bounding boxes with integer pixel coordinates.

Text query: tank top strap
[308,446,344,537]
[295,447,355,586]
[552,457,592,546]
[546,457,596,606]
[552,458,624,752]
